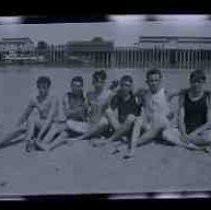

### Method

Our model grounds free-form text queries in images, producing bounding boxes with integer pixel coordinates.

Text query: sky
[1,16,211,46]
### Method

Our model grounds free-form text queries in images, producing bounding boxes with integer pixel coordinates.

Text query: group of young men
[1,68,211,159]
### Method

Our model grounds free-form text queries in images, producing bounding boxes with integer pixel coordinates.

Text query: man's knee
[99,117,109,127]
[105,108,113,118]
[162,128,179,140]
[162,129,171,140]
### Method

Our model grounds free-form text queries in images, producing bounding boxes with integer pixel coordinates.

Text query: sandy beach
[1,136,211,196]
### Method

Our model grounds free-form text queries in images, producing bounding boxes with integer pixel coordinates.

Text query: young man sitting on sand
[68,70,114,144]
[35,75,89,150]
[126,68,200,158]
[0,76,59,152]
[164,69,211,151]
[104,75,141,157]
[37,70,115,150]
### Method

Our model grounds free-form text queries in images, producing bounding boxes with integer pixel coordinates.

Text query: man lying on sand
[0,76,59,152]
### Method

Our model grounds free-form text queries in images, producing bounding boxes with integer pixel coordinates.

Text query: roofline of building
[139,36,211,40]
[1,37,34,44]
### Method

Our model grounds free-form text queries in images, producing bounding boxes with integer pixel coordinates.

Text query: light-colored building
[1,36,211,70]
[138,36,211,50]
[66,37,114,67]
[110,36,211,69]
[0,37,35,54]
[64,36,211,69]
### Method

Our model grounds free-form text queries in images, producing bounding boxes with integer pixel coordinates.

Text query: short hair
[146,68,162,80]
[120,75,133,84]
[190,69,206,83]
[71,76,83,86]
[36,76,51,87]
[93,70,107,82]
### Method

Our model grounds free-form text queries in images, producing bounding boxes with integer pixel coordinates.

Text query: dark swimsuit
[184,91,210,134]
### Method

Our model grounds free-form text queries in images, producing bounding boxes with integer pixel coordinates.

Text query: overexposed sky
[1,16,211,46]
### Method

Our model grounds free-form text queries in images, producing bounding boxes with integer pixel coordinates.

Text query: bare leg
[40,122,66,144]
[107,115,135,143]
[136,125,162,147]
[34,121,74,151]
[124,117,143,158]
[24,118,40,152]
[136,115,173,147]
[38,131,70,151]
[105,108,120,130]
[72,117,108,141]
[37,121,90,151]
[188,133,211,147]
[0,127,27,148]
[162,128,202,150]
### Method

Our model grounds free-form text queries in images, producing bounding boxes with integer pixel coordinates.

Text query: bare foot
[123,153,134,160]
[49,140,69,151]
[123,149,135,159]
[183,142,203,151]
[34,140,47,151]
[25,140,35,152]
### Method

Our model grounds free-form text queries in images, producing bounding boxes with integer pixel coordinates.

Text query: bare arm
[17,99,35,126]
[167,89,187,102]
[178,94,189,140]
[134,88,146,106]
[103,91,115,111]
